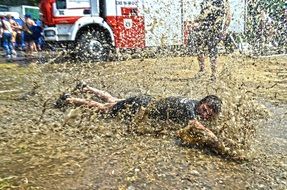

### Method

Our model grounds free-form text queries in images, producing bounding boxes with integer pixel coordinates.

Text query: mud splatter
[0,54,286,189]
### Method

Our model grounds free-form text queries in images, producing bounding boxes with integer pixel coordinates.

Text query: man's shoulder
[159,96,198,105]
[27,19,36,25]
[3,20,10,24]
[2,20,12,28]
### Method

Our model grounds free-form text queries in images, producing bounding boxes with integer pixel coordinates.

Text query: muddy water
[0,55,286,189]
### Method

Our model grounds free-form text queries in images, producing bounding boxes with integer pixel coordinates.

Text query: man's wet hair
[25,14,31,18]
[199,95,222,114]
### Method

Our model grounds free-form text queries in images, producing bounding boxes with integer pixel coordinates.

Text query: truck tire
[76,30,110,61]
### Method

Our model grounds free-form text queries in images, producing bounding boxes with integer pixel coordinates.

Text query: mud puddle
[0,55,286,189]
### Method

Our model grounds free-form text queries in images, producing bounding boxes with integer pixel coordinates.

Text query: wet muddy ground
[0,54,286,189]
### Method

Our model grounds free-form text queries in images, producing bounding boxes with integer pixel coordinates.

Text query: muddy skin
[0,54,286,189]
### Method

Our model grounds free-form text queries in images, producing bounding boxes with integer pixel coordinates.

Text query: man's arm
[0,26,2,37]
[11,20,21,30]
[176,120,219,145]
[177,120,244,159]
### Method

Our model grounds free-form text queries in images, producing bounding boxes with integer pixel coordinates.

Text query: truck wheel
[76,30,110,61]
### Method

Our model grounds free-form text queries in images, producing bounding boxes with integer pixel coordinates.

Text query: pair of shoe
[54,81,88,108]
[54,93,71,108]
[73,81,87,92]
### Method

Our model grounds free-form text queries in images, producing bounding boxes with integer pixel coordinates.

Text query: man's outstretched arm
[176,120,244,159]
[176,120,219,145]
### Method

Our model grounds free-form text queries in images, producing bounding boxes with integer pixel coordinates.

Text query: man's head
[24,14,31,19]
[6,14,12,19]
[196,95,222,120]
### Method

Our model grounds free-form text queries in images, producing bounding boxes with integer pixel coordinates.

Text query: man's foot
[74,81,87,92]
[54,93,71,108]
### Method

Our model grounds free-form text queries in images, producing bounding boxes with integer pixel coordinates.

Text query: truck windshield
[56,0,67,9]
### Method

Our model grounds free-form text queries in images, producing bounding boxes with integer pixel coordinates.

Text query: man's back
[0,19,13,33]
[148,97,199,125]
[108,95,199,125]
[199,0,226,30]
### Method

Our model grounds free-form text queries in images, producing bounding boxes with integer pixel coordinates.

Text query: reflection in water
[0,55,286,189]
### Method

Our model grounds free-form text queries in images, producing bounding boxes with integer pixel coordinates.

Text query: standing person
[6,14,23,50]
[193,0,232,81]
[0,15,16,59]
[33,19,44,51]
[54,82,224,153]
[6,14,20,48]
[22,14,37,55]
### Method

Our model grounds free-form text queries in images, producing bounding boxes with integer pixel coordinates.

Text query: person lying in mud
[54,81,224,152]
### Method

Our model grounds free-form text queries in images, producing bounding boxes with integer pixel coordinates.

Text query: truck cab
[39,0,115,61]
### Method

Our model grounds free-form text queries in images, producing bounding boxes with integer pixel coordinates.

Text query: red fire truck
[40,0,246,60]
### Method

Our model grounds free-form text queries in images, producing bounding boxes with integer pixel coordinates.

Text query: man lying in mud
[55,81,224,153]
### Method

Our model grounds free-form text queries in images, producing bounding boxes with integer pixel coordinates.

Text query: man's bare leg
[66,97,116,113]
[198,54,205,72]
[83,85,123,103]
[75,81,123,103]
[210,56,217,81]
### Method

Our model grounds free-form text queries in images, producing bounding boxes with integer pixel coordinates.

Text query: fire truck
[40,0,247,60]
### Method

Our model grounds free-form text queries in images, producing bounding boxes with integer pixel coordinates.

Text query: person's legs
[15,32,21,49]
[36,37,42,51]
[66,96,116,112]
[30,40,38,53]
[24,33,30,54]
[84,86,123,103]
[24,33,37,54]
[75,82,123,103]
[2,32,12,57]
[11,31,16,47]
[8,37,16,58]
[25,40,32,55]
[210,56,217,81]
[25,42,30,54]
[195,30,207,73]
[21,32,25,50]
[197,54,205,72]
[208,33,220,81]
[54,92,117,112]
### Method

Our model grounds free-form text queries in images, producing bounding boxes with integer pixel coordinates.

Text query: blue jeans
[2,32,13,56]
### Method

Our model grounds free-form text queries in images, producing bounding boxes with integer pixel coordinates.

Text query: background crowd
[0,0,286,62]
[0,13,44,60]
